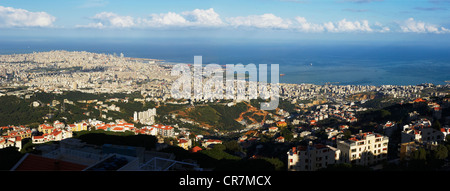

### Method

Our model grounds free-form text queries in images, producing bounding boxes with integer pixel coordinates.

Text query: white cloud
[294,17,325,32]
[182,8,223,26]
[81,8,224,28]
[0,6,56,27]
[400,17,449,34]
[75,8,450,34]
[226,13,291,29]
[142,12,188,27]
[441,27,450,33]
[141,8,223,27]
[293,17,376,33]
[374,22,390,32]
[76,22,105,29]
[335,19,372,32]
[90,12,135,28]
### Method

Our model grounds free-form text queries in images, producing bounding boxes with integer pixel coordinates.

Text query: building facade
[152,124,174,137]
[287,143,340,171]
[337,132,389,166]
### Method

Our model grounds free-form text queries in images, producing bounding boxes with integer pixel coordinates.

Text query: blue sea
[1,39,449,86]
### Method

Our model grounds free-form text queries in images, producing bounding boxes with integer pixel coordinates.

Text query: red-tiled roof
[33,136,44,139]
[152,124,174,130]
[413,98,426,103]
[205,139,222,143]
[41,124,53,129]
[13,154,87,171]
[191,146,202,153]
[112,127,124,131]
[97,126,107,130]
[51,130,62,136]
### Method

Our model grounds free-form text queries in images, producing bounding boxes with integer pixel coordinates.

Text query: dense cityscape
[0,51,449,171]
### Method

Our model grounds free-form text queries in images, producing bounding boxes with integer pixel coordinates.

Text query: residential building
[0,138,15,149]
[287,142,340,171]
[39,124,54,135]
[134,108,156,125]
[32,135,46,144]
[72,122,88,132]
[401,120,450,144]
[202,139,222,148]
[337,132,389,166]
[268,126,278,133]
[152,124,174,137]
[177,138,191,150]
[275,136,285,143]
[399,141,420,160]
[276,121,287,128]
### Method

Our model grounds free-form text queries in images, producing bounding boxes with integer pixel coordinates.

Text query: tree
[223,141,242,153]
[432,120,442,131]
[433,144,448,160]
[261,157,284,171]
[411,148,427,161]
[446,135,450,145]
[343,130,352,140]
[380,109,391,119]
[212,144,226,151]
[280,127,293,141]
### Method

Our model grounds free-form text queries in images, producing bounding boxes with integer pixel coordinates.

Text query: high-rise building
[134,108,156,125]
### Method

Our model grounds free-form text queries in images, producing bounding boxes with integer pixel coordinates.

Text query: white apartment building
[401,120,450,144]
[134,108,156,125]
[287,142,340,171]
[151,124,175,137]
[337,132,389,166]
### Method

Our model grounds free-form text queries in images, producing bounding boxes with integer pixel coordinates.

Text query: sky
[0,0,450,45]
